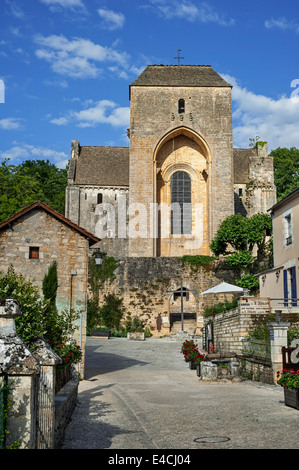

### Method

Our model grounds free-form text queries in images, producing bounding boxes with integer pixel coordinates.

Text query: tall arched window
[170,171,192,234]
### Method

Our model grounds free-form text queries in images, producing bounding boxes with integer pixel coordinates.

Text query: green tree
[19,160,68,214]
[270,147,299,201]
[0,160,44,221]
[210,213,272,259]
[210,213,272,292]
[42,260,58,306]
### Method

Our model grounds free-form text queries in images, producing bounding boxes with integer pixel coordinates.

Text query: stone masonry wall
[129,85,234,257]
[0,209,89,377]
[98,257,237,336]
[210,297,271,354]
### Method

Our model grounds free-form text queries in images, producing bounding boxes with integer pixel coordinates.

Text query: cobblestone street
[62,337,299,451]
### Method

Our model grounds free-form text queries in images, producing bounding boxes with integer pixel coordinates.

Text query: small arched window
[170,171,191,234]
[178,99,185,114]
[97,193,103,204]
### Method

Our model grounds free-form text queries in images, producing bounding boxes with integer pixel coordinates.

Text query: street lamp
[94,253,103,265]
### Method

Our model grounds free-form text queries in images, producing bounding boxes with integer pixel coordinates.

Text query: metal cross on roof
[174,49,184,65]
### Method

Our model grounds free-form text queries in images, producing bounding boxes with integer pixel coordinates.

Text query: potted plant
[126,316,146,340]
[277,369,299,410]
[220,362,229,376]
[181,340,197,362]
[187,348,200,369]
[194,353,206,376]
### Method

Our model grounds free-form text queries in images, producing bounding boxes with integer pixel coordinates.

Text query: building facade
[65,65,276,258]
[0,201,100,377]
[259,188,299,312]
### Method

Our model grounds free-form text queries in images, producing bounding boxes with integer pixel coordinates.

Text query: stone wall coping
[0,298,21,317]
[32,338,62,366]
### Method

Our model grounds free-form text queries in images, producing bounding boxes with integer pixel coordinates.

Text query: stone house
[258,187,299,314]
[0,201,100,377]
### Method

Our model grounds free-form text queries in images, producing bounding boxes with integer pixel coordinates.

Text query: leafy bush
[288,327,299,347]
[0,266,46,346]
[100,293,125,330]
[203,297,239,317]
[180,255,216,268]
[277,369,299,390]
[125,315,145,332]
[236,273,259,292]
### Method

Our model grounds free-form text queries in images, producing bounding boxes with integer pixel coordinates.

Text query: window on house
[239,188,243,197]
[284,212,293,245]
[178,99,185,114]
[283,267,297,306]
[29,247,39,259]
[170,171,192,235]
[97,193,103,204]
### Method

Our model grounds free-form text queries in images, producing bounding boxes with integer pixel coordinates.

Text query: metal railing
[270,298,298,308]
[242,338,271,360]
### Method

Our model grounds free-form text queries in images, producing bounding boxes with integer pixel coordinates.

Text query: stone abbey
[65,64,276,258]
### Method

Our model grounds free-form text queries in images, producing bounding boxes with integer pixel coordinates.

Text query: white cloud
[34,34,131,79]
[221,74,299,151]
[0,118,23,130]
[1,144,69,168]
[265,17,299,34]
[98,8,125,30]
[6,1,25,19]
[39,0,84,9]
[148,0,234,26]
[50,99,130,128]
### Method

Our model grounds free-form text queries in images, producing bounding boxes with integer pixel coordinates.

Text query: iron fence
[242,338,271,360]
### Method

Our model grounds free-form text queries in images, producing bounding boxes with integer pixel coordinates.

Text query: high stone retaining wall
[97,256,237,336]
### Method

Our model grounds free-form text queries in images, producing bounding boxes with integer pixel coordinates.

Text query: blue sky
[0,0,299,169]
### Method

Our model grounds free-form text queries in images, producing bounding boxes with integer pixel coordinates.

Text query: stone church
[65,64,276,258]
[65,64,276,336]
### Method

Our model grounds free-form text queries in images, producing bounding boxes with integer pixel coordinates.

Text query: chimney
[71,140,80,159]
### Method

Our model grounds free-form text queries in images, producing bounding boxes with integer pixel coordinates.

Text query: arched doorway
[154,128,210,257]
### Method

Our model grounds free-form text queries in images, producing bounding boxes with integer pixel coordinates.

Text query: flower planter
[189,360,196,370]
[90,329,110,339]
[127,332,145,341]
[284,388,299,410]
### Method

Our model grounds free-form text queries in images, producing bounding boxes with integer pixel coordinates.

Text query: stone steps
[171,319,196,334]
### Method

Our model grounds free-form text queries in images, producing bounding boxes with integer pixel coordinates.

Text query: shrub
[203,297,238,318]
[0,266,46,346]
[277,369,299,390]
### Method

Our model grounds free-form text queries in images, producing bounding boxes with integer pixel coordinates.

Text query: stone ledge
[54,379,79,448]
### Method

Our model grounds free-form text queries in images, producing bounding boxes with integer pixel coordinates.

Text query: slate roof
[233,148,257,184]
[70,146,257,187]
[130,65,232,90]
[71,146,130,186]
[0,201,101,245]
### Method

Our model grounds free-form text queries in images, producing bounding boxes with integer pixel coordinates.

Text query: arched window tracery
[170,171,192,234]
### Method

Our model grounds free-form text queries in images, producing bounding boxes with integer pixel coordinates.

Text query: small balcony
[270,297,299,314]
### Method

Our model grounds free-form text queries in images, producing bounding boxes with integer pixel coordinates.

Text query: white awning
[200,281,244,295]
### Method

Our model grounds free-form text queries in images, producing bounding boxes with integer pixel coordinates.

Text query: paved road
[62,336,299,450]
